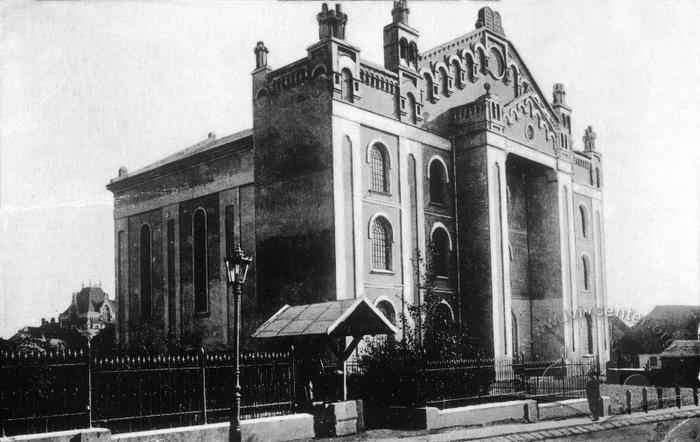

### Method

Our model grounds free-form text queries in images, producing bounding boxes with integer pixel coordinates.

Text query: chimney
[317,3,348,41]
[553,83,566,106]
[391,0,409,25]
[254,41,269,69]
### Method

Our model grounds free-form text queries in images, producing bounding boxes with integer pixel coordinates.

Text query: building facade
[107,2,609,363]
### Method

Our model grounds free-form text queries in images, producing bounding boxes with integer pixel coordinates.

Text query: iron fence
[1,348,295,437]
[346,356,599,410]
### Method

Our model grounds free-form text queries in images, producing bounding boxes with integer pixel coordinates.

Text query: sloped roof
[75,287,108,314]
[660,340,700,357]
[252,297,398,339]
[616,305,700,354]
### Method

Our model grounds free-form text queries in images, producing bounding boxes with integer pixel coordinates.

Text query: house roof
[252,297,399,339]
[615,305,700,354]
[75,287,109,314]
[107,129,253,189]
[660,340,700,357]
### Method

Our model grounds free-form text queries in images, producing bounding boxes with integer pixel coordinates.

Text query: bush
[351,248,492,408]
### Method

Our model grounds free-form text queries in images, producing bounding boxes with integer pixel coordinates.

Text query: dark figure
[585,371,602,421]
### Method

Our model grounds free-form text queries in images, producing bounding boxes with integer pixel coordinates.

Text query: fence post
[675,385,681,409]
[693,387,698,407]
[201,347,208,424]
[625,390,631,414]
[642,388,648,413]
[657,387,663,409]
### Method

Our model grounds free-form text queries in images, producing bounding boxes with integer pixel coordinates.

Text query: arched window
[139,224,152,321]
[399,38,408,64]
[101,304,112,322]
[193,208,208,313]
[585,313,594,354]
[408,42,418,68]
[511,66,519,97]
[376,300,396,325]
[429,159,447,204]
[596,168,601,188]
[434,301,454,327]
[451,60,462,88]
[369,144,390,193]
[370,216,392,270]
[406,93,417,124]
[579,205,588,238]
[423,73,434,101]
[439,67,449,96]
[431,227,450,277]
[341,69,353,103]
[581,255,590,291]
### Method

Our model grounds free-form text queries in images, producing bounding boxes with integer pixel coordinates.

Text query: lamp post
[225,244,252,442]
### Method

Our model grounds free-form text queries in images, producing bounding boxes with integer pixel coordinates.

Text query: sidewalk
[320,406,700,441]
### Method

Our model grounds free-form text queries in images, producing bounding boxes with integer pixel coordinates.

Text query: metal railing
[1,348,295,437]
[346,356,599,410]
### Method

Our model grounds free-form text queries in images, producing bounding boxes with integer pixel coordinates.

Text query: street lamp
[225,244,253,442]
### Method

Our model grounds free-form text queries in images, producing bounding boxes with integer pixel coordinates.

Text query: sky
[1,0,698,338]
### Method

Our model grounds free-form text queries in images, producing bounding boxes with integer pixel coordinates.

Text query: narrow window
[429,160,446,204]
[370,144,389,193]
[596,168,601,188]
[139,224,152,321]
[406,93,417,124]
[582,255,590,291]
[579,205,588,238]
[167,219,176,335]
[452,60,462,88]
[399,38,408,63]
[423,73,434,101]
[193,208,208,313]
[341,69,353,102]
[371,217,392,270]
[376,300,396,325]
[440,68,449,96]
[431,228,450,277]
[585,313,594,354]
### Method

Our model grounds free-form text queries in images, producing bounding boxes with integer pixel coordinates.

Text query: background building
[107,2,608,363]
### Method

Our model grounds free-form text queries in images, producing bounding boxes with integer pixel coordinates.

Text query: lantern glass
[225,245,252,284]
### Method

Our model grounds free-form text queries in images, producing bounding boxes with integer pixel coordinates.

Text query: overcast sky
[1,0,698,338]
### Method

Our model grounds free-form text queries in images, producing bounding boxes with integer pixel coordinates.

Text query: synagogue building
[107,2,609,363]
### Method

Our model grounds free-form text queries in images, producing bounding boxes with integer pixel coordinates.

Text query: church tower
[552,83,573,152]
[383,1,423,124]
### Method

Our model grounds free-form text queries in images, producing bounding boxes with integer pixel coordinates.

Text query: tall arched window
[585,313,594,354]
[431,227,450,277]
[369,144,389,193]
[581,255,590,291]
[579,205,588,238]
[429,160,446,204]
[439,67,449,96]
[451,60,462,88]
[465,54,475,82]
[406,93,417,124]
[596,168,601,188]
[193,208,208,313]
[139,224,152,320]
[423,73,434,101]
[371,216,392,270]
[376,300,396,325]
[408,42,418,69]
[341,69,353,103]
[399,38,408,64]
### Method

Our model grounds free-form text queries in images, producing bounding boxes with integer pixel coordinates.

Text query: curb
[473,408,700,441]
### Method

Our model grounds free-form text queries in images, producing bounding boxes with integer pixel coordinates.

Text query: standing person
[585,370,602,421]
